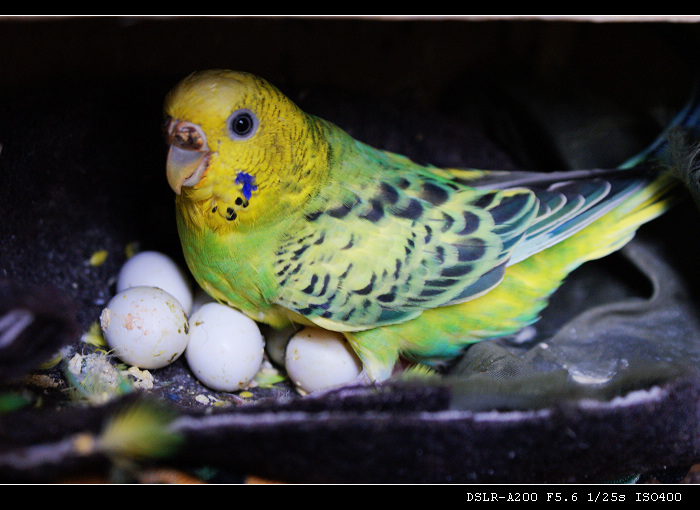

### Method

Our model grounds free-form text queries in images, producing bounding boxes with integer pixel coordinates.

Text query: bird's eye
[227,109,258,140]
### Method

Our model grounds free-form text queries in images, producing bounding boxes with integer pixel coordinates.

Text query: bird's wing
[272,168,540,330]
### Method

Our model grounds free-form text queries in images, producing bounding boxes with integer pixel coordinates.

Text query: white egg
[185,303,264,392]
[100,286,190,369]
[285,327,362,393]
[117,251,193,314]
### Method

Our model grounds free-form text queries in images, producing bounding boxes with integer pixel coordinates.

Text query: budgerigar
[164,70,691,383]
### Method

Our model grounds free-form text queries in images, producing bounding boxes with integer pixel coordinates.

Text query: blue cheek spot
[235,172,258,201]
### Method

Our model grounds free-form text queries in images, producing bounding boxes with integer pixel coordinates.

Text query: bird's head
[164,70,330,227]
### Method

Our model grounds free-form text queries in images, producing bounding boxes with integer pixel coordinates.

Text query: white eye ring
[227,109,258,140]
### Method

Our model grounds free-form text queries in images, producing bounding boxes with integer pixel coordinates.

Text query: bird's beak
[165,119,210,195]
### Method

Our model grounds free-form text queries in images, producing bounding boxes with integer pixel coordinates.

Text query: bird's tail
[498,82,700,265]
[552,171,678,269]
[440,169,679,349]
[477,91,700,344]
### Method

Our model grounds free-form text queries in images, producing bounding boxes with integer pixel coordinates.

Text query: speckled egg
[100,286,190,369]
[185,303,264,392]
[117,251,193,314]
[285,327,362,393]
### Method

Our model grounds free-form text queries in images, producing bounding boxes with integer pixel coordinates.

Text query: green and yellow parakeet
[163,70,690,383]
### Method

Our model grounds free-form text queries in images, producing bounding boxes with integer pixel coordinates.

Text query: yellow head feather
[164,70,331,232]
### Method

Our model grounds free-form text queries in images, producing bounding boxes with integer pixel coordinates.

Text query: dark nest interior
[0,16,699,484]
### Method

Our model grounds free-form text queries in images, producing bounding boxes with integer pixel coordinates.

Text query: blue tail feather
[620,79,700,169]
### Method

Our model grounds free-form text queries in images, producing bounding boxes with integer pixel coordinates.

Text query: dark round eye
[227,109,258,140]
